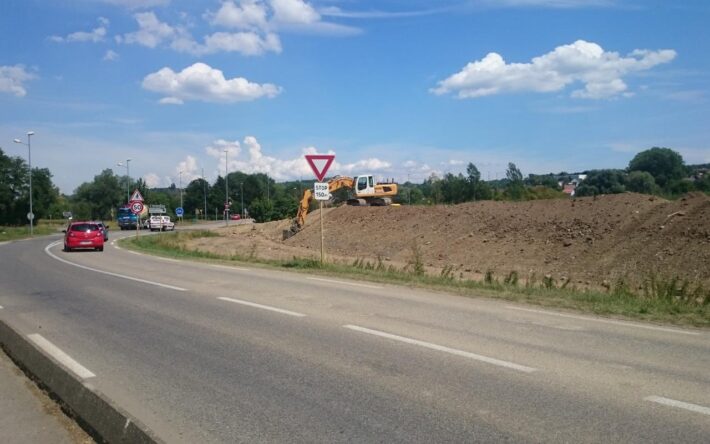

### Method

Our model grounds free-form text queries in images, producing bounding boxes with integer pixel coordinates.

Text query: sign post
[305,155,335,264]
[129,189,144,238]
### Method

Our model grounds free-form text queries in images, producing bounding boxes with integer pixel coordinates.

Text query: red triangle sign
[130,189,144,202]
[305,154,335,182]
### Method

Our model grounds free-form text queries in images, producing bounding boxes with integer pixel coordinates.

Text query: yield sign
[305,154,335,182]
[130,189,144,202]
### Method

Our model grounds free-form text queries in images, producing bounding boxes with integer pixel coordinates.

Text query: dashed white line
[505,306,700,336]
[644,396,710,416]
[28,334,96,380]
[217,297,306,317]
[343,325,537,373]
[307,277,383,289]
[44,241,187,291]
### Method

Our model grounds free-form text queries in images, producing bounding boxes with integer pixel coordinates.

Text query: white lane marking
[505,306,700,336]
[28,334,96,380]
[307,277,383,289]
[44,241,187,292]
[343,325,537,373]
[0,305,4,309]
[217,297,306,317]
[644,396,710,416]
[209,264,250,272]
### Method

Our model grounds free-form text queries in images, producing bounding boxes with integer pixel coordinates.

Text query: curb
[0,319,162,444]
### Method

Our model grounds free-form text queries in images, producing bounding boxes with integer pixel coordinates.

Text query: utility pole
[202,168,207,221]
[224,149,229,226]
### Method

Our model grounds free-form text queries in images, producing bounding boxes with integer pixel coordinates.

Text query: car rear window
[70,223,99,232]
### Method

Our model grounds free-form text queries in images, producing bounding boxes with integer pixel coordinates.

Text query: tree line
[1,146,708,226]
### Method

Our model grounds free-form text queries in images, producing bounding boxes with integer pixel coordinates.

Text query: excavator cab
[353,175,376,197]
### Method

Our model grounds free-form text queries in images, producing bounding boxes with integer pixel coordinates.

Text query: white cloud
[201,31,282,55]
[103,50,119,61]
[0,65,35,97]
[175,155,202,183]
[271,0,320,25]
[101,0,171,9]
[142,63,282,104]
[49,18,109,43]
[121,12,176,48]
[143,173,162,188]
[432,40,676,100]
[206,0,269,31]
[205,136,391,180]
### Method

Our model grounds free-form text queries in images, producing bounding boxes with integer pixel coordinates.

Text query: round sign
[27,212,35,221]
[175,207,184,217]
[130,201,144,214]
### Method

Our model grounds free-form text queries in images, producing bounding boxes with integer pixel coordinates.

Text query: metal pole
[126,159,131,204]
[225,150,229,226]
[202,168,207,221]
[28,133,33,236]
[320,201,324,264]
[179,171,183,223]
[240,182,244,219]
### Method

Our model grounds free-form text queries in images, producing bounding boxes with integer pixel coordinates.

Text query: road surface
[0,232,708,443]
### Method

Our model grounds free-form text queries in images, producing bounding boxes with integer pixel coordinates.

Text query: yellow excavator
[285,175,398,238]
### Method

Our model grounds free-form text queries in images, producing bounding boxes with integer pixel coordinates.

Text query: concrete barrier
[0,319,162,444]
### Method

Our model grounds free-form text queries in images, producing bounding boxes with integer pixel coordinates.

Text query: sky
[1,0,709,194]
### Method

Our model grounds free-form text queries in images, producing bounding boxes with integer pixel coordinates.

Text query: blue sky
[1,0,709,193]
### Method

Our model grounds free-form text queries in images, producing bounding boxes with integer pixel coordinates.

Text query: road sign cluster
[129,189,144,215]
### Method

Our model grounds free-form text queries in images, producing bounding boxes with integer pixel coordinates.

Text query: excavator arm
[291,176,354,233]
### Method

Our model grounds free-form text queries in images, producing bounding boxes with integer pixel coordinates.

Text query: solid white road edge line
[28,334,96,380]
[44,241,187,292]
[307,277,383,289]
[343,325,537,373]
[644,396,710,416]
[0,305,3,309]
[505,306,700,336]
[217,297,306,317]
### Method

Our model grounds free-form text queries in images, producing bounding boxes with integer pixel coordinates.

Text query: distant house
[562,183,576,196]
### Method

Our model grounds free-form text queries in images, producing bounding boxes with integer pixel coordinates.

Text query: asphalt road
[1,231,708,443]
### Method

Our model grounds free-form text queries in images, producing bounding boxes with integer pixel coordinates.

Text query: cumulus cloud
[49,18,109,43]
[205,137,391,180]
[142,63,281,104]
[432,40,676,100]
[103,50,119,61]
[175,155,202,183]
[120,11,282,56]
[0,65,36,97]
[143,173,162,188]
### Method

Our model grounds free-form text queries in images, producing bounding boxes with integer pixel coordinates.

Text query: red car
[230,214,241,220]
[63,221,105,252]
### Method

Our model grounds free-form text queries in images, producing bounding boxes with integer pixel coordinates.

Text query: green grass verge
[121,231,709,329]
[0,221,64,242]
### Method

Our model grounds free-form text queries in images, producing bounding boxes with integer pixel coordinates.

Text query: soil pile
[190,193,710,288]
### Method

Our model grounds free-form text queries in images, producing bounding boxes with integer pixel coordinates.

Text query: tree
[72,169,123,220]
[505,162,525,200]
[628,147,686,188]
[626,171,658,194]
[575,170,626,196]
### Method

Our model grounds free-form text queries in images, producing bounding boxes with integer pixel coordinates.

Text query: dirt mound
[193,193,710,288]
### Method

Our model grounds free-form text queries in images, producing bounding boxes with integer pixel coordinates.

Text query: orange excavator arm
[293,176,354,230]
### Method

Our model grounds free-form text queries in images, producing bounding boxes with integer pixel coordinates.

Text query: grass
[0,220,65,242]
[121,231,710,329]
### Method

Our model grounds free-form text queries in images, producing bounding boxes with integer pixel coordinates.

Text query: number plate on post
[314,182,330,201]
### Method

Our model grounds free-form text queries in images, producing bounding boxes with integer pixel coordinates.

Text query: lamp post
[240,182,244,219]
[202,168,207,221]
[116,159,131,204]
[224,149,229,226]
[13,131,35,236]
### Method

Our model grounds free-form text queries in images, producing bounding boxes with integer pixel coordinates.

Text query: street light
[13,131,35,236]
[224,149,229,226]
[240,182,244,219]
[116,158,131,204]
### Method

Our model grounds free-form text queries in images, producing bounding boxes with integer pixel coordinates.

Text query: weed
[542,275,555,290]
[484,270,495,285]
[440,265,455,280]
[405,240,425,276]
[504,271,519,286]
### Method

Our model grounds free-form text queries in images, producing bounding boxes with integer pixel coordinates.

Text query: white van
[148,215,175,231]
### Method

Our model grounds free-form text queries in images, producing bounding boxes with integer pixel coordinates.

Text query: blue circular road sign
[175,207,184,217]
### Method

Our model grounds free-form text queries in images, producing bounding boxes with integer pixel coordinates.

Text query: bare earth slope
[189,193,710,288]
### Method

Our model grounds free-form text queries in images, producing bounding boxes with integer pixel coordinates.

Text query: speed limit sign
[130,201,144,214]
